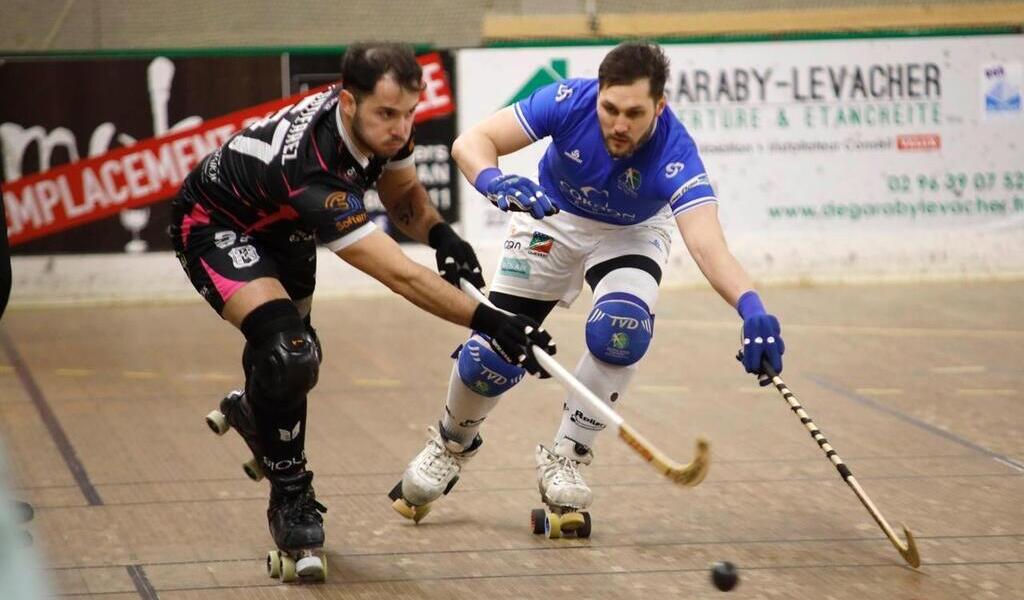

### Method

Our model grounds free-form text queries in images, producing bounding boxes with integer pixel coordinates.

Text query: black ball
[711,561,739,591]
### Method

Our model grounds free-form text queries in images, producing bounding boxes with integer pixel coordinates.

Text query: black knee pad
[304,316,323,364]
[244,329,320,412]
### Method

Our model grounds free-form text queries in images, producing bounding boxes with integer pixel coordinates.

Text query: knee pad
[244,329,320,411]
[455,335,526,397]
[585,292,654,366]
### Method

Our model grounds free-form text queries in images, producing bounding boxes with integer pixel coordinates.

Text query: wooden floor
[1,281,1022,599]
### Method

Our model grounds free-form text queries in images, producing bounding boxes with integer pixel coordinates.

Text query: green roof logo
[503,59,568,106]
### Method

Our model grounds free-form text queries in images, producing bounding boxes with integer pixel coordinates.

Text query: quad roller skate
[265,471,328,583]
[531,440,593,539]
[205,390,265,482]
[388,425,482,523]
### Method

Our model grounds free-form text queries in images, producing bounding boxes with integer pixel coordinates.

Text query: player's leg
[391,213,578,519]
[391,292,557,519]
[171,202,324,575]
[540,220,671,515]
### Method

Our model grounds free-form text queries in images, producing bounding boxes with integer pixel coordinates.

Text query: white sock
[554,352,637,450]
[440,362,501,445]
[553,266,658,451]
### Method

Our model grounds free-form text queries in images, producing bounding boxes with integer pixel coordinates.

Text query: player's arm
[451,107,533,183]
[452,107,558,220]
[376,164,486,290]
[376,163,442,244]
[675,204,753,307]
[335,229,555,372]
[676,204,784,378]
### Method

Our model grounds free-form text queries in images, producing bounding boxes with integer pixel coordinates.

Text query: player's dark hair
[598,41,670,99]
[340,42,423,100]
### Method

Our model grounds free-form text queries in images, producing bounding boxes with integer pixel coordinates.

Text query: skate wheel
[280,555,297,583]
[412,503,432,523]
[545,512,562,539]
[205,410,229,435]
[296,554,323,579]
[392,498,416,519]
[560,512,585,532]
[243,457,264,482]
[577,512,592,539]
[530,508,546,535]
[267,550,282,579]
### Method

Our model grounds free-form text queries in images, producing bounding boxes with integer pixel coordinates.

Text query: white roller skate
[531,439,594,539]
[388,425,482,523]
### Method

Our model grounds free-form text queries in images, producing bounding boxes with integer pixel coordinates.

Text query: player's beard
[603,117,657,159]
[352,110,406,158]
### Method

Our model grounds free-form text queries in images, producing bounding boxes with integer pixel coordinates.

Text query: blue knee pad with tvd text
[586,293,654,365]
[456,335,526,397]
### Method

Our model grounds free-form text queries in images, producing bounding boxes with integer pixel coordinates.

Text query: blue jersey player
[390,42,785,532]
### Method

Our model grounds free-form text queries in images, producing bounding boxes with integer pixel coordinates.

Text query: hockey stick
[757,359,921,568]
[462,280,710,486]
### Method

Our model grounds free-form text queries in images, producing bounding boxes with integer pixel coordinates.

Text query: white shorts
[490,208,674,307]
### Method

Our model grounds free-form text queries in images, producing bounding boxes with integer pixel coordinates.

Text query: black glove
[429,222,485,290]
[470,304,556,376]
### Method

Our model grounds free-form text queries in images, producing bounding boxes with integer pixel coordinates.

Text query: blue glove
[474,168,559,219]
[736,291,784,384]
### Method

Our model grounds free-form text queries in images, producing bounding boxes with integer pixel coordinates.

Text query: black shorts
[169,197,316,315]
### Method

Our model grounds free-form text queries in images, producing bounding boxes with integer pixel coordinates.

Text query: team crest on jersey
[617,168,642,196]
[228,245,260,269]
[528,231,554,256]
[324,191,350,211]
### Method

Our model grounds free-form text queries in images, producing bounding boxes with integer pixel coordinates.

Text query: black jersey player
[170,43,556,582]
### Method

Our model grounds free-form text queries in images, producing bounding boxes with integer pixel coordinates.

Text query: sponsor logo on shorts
[503,239,522,250]
[228,245,260,268]
[528,231,554,256]
[499,257,531,279]
[214,231,236,249]
[325,191,350,211]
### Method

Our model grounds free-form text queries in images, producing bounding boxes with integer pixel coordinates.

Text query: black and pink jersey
[180,85,415,251]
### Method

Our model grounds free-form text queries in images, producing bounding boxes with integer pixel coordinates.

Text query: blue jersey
[513,78,716,225]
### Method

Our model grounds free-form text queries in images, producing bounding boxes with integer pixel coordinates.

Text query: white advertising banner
[456,35,1024,283]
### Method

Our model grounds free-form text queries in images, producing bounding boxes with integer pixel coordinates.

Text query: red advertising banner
[3,52,454,247]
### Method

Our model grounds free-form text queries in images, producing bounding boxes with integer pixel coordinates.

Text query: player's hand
[470,305,557,376]
[738,314,784,385]
[428,223,485,290]
[484,174,559,220]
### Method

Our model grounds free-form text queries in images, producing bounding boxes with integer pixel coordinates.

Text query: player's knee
[245,329,320,411]
[585,293,654,366]
[455,335,526,397]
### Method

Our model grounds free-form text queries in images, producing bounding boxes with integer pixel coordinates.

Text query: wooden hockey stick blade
[461,279,711,487]
[618,423,710,486]
[897,524,921,568]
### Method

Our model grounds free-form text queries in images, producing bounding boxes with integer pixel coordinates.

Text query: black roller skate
[266,470,328,582]
[205,390,265,482]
